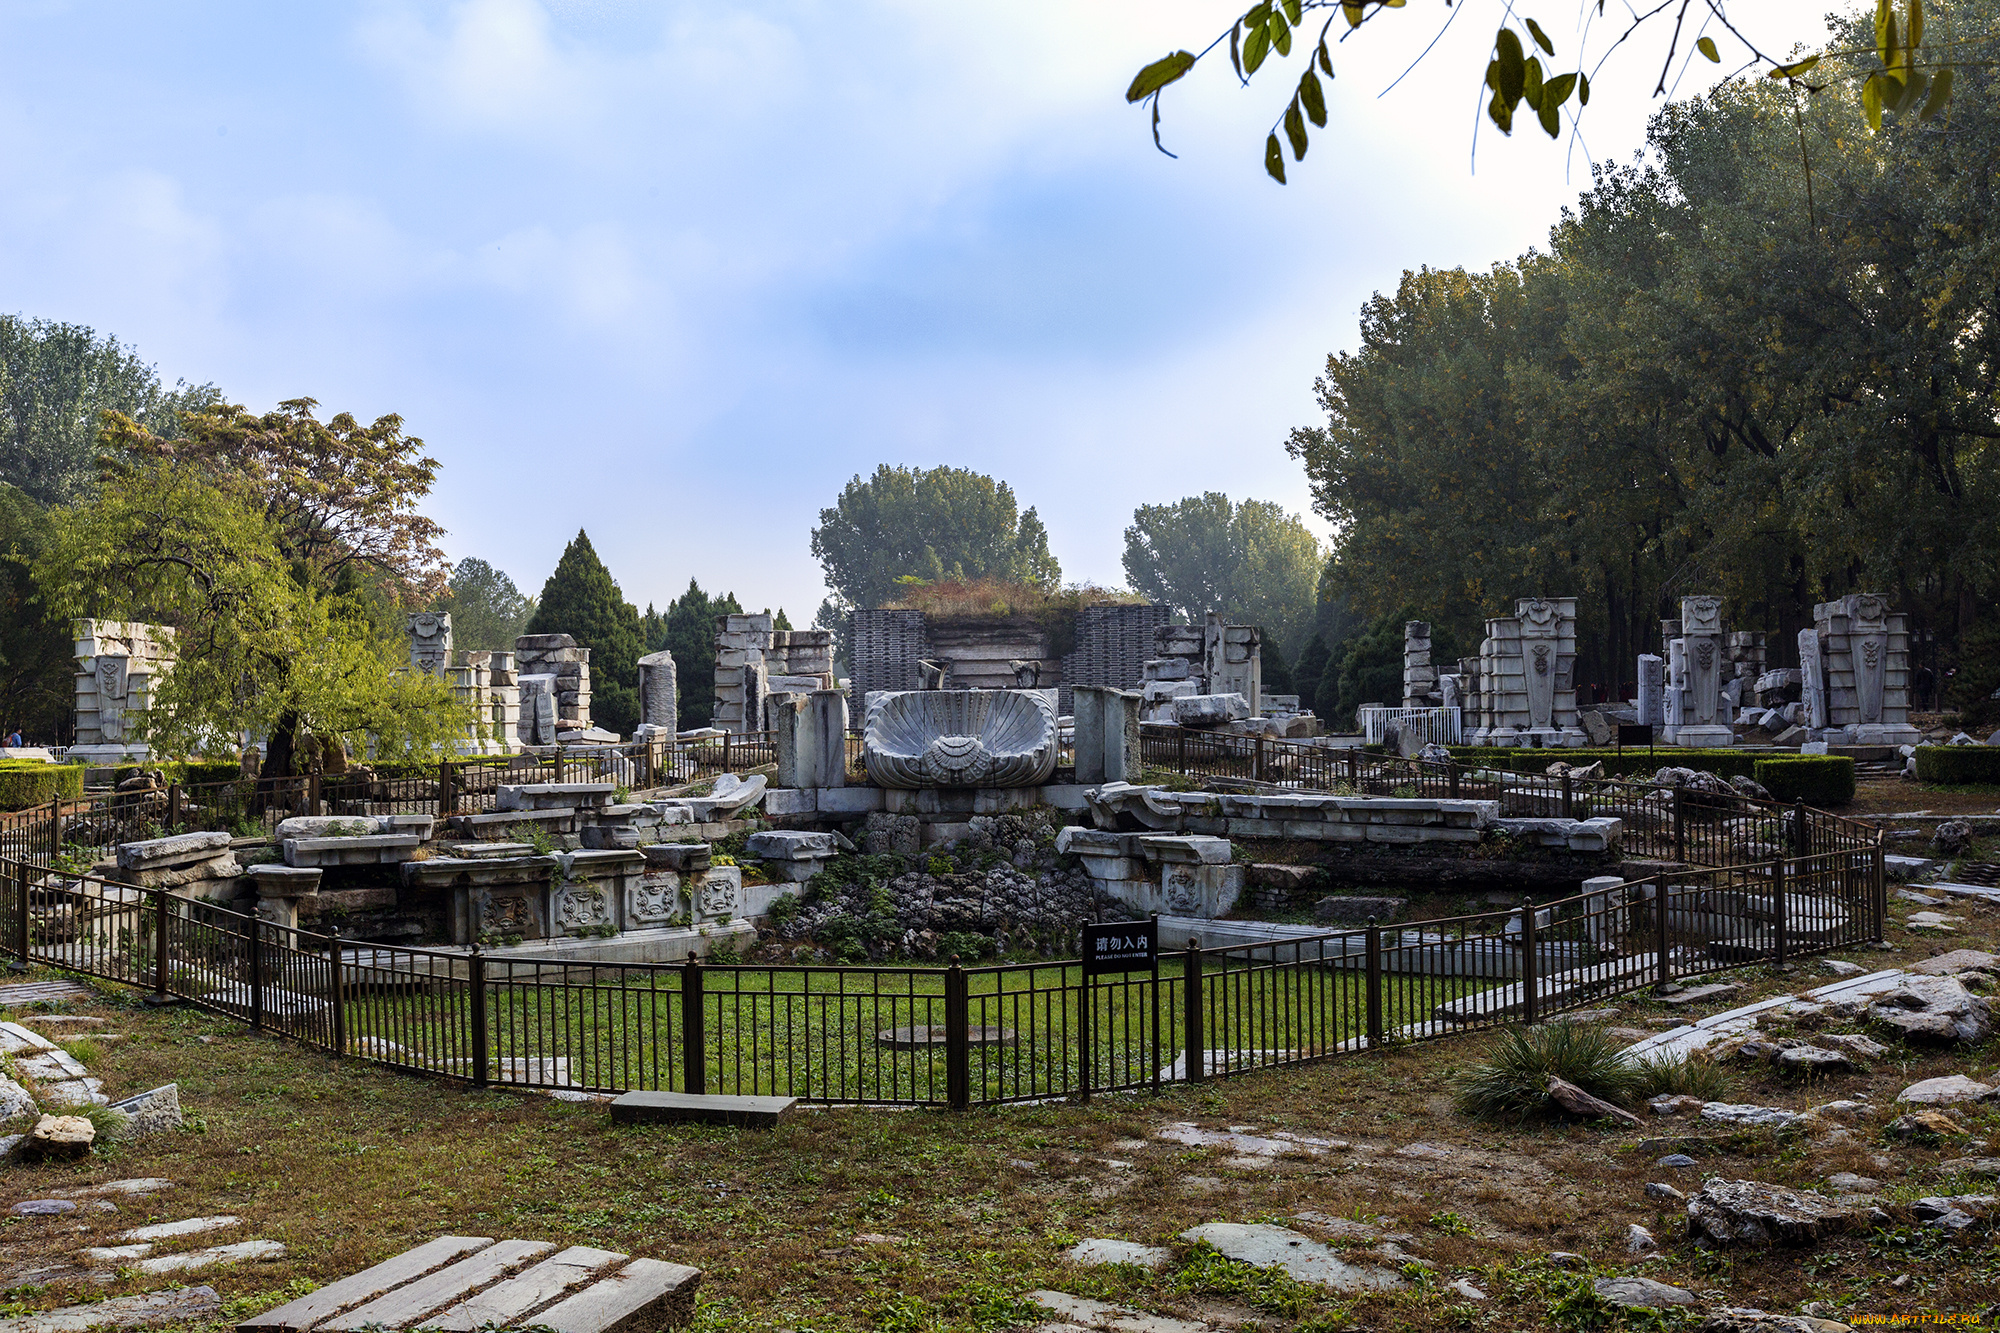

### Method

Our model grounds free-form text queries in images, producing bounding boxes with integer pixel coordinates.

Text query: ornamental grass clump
[1629,1049,1732,1102]
[1452,1021,1641,1121]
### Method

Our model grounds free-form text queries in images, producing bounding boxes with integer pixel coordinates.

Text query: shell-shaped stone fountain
[862,690,1058,789]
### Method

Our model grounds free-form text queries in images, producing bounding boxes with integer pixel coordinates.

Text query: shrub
[0,762,86,811]
[112,760,242,788]
[1628,1050,1732,1102]
[1753,756,1857,805]
[1451,1021,1641,1121]
[1914,745,2000,786]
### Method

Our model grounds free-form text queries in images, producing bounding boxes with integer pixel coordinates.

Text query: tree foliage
[0,315,220,507]
[442,558,535,653]
[525,531,644,737]
[1121,492,1323,654]
[644,579,745,731]
[1288,16,2000,689]
[1128,0,1967,182]
[811,465,1061,611]
[0,487,73,742]
[36,461,466,760]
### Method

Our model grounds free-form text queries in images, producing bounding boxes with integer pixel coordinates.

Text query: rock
[1776,1046,1854,1075]
[1450,1278,1486,1300]
[1933,821,1974,856]
[1885,1111,1966,1141]
[1626,1224,1660,1254]
[1730,776,1773,801]
[1938,1157,2000,1176]
[1548,1076,1641,1126]
[1909,949,2000,976]
[1645,1182,1687,1203]
[1657,1154,1699,1168]
[1066,1239,1171,1269]
[9,1200,78,1216]
[1547,1252,1587,1270]
[1815,1033,1889,1060]
[0,1286,221,1332]
[1696,1311,1858,1333]
[1911,1194,1997,1222]
[1662,982,1743,1007]
[1649,1094,1706,1117]
[1897,1075,1997,1107]
[1822,960,1865,977]
[1594,1276,1695,1308]
[1700,1103,1808,1131]
[1870,975,1992,1045]
[1907,911,1959,933]
[0,1075,36,1120]
[1894,888,1945,905]
[1825,1173,1880,1193]
[105,1084,182,1137]
[1804,1099,1871,1123]
[21,1114,94,1161]
[1686,1179,1862,1246]
[1178,1223,1405,1291]
[132,1239,285,1275]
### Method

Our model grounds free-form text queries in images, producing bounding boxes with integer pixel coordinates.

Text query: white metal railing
[1355,705,1463,746]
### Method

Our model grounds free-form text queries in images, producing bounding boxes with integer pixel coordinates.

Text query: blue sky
[0,0,1832,626]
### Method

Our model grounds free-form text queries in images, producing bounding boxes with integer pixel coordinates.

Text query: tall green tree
[0,315,220,507]
[811,465,1061,610]
[1121,493,1322,652]
[525,531,644,736]
[1290,632,1330,711]
[648,579,745,730]
[0,486,73,742]
[442,558,535,652]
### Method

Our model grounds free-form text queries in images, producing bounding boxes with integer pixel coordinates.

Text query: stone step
[608,1091,798,1129]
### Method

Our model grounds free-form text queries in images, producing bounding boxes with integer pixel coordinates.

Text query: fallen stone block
[20,1114,93,1162]
[1178,1223,1404,1291]
[1594,1276,1692,1308]
[0,1285,219,1333]
[107,1084,183,1137]
[1897,1075,1997,1107]
[1686,1179,1862,1246]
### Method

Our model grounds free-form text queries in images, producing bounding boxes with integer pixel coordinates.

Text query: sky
[0,0,1837,626]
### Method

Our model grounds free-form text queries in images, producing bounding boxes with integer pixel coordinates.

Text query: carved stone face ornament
[1521,600,1559,632]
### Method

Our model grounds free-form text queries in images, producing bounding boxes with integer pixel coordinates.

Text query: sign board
[1082,919,1157,976]
[1616,724,1655,751]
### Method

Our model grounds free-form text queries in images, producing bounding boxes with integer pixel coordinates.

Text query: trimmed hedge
[113,761,248,787]
[1913,745,2000,785]
[1753,756,1856,806]
[0,762,86,811]
[1444,747,1761,780]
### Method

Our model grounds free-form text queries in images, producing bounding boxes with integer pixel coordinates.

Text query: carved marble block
[863,689,1058,789]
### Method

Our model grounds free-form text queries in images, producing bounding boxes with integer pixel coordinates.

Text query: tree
[525,531,644,737]
[1121,493,1322,653]
[1291,631,1331,712]
[1125,0,1960,183]
[648,579,745,730]
[1318,611,1406,731]
[96,397,457,775]
[811,465,1061,610]
[0,315,221,507]
[35,461,467,761]
[1260,633,1293,696]
[0,486,74,742]
[442,558,535,652]
[813,596,853,678]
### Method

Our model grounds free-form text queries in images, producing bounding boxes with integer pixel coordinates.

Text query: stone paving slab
[0,1286,221,1333]
[0,981,91,1008]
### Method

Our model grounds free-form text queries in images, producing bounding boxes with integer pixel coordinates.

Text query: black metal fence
[0,834,1884,1107]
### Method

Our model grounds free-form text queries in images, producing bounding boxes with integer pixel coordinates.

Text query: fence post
[1672,786,1686,863]
[1871,834,1886,943]
[439,762,457,818]
[1176,728,1187,776]
[1449,764,1460,799]
[1772,855,1788,967]
[681,956,706,1095]
[9,860,28,973]
[1561,774,1574,819]
[1364,920,1383,1049]
[469,945,490,1088]
[1347,749,1359,788]
[329,932,347,1056]
[1792,798,1808,857]
[1520,899,1539,1026]
[308,771,322,816]
[1182,939,1204,1083]
[148,891,172,1005]
[1653,874,1671,989]
[944,963,969,1110]
[1253,736,1266,784]
[722,732,732,773]
[1076,963,1093,1106]
[166,783,182,834]
[248,915,265,1034]
[47,797,61,860]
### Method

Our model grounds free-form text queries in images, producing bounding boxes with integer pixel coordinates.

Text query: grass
[1627,1050,1733,1103]
[1451,1022,1641,1121]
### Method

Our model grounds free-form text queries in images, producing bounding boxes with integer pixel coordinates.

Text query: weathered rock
[1896,1075,1997,1107]
[9,1199,78,1216]
[1594,1276,1694,1308]
[1649,1094,1706,1117]
[1547,1252,1587,1270]
[1625,1224,1659,1254]
[1700,1103,1808,1131]
[1815,1033,1889,1061]
[1933,820,1974,856]
[1886,1110,1966,1141]
[0,1074,37,1119]
[1645,1182,1687,1203]
[1909,949,2000,976]
[1548,1076,1641,1126]
[1657,1154,1699,1168]
[21,1114,94,1161]
[1776,1046,1854,1075]
[1686,1179,1861,1246]
[99,1083,179,1137]
[1179,1223,1404,1291]
[1869,975,1992,1046]
[1938,1157,2000,1176]
[1695,1311,1857,1333]
[1065,1239,1171,1269]
[1825,1173,1880,1194]
[0,1286,221,1333]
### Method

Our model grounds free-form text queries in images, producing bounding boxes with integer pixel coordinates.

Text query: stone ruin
[70,620,177,764]
[1402,621,1439,709]
[861,689,1059,789]
[712,614,834,735]
[1139,614,1269,730]
[403,613,525,756]
[514,634,595,743]
[1458,598,1587,747]
[635,650,677,742]
[1802,594,1921,745]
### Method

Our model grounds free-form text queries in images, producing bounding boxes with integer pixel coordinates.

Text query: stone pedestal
[1074,686,1141,785]
[774,690,849,790]
[1636,654,1664,728]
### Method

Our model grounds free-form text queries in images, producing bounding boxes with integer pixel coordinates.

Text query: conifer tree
[525,530,644,736]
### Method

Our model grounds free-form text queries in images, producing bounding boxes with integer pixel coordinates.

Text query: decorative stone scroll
[862,689,1058,789]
